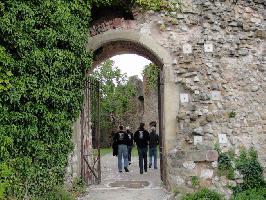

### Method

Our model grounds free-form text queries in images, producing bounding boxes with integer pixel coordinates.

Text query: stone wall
[85,0,266,198]
[131,0,265,197]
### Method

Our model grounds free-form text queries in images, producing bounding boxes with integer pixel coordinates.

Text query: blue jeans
[137,147,148,173]
[128,146,132,162]
[149,147,158,168]
[118,144,128,171]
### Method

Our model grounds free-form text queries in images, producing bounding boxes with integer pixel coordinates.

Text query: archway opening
[90,53,163,187]
[84,36,165,186]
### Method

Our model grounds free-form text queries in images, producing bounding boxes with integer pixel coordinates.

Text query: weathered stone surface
[206,150,219,161]
[200,169,214,179]
[83,0,266,197]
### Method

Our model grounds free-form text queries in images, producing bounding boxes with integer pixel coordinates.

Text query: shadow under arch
[86,30,177,187]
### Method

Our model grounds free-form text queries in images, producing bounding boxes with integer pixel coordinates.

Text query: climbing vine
[0,0,91,198]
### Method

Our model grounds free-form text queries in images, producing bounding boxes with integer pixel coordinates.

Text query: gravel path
[79,153,172,200]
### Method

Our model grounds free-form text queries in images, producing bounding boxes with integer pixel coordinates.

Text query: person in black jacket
[134,123,150,174]
[113,125,129,172]
[148,126,159,169]
[126,126,134,165]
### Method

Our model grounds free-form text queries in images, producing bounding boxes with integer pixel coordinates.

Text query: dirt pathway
[79,152,172,200]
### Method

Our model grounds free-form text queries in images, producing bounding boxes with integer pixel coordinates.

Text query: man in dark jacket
[149,126,159,169]
[113,125,129,172]
[126,126,134,165]
[134,123,150,174]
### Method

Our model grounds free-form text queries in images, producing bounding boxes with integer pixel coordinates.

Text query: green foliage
[233,148,265,193]
[232,187,266,200]
[92,0,182,12]
[143,63,160,90]
[134,0,182,11]
[32,186,75,200]
[218,152,235,180]
[0,0,92,198]
[191,176,200,189]
[0,163,12,199]
[92,59,136,146]
[0,46,13,92]
[229,111,236,118]
[182,188,225,200]
[70,178,87,197]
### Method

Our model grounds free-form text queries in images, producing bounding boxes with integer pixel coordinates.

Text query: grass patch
[182,188,225,200]
[100,148,112,156]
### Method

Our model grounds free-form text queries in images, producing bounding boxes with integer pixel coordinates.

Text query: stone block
[211,91,222,101]
[194,136,203,145]
[256,30,266,39]
[180,93,189,103]
[183,43,193,54]
[218,134,228,144]
[204,43,214,53]
[190,151,206,162]
[206,150,219,161]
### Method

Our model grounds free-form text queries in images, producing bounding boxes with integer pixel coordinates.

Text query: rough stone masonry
[69,0,266,199]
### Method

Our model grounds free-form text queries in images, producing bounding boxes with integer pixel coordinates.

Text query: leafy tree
[92,59,136,146]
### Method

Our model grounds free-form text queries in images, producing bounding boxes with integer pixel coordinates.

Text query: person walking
[113,125,129,172]
[126,126,134,165]
[148,126,159,169]
[134,123,150,174]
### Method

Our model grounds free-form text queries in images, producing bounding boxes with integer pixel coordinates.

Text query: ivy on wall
[0,0,91,198]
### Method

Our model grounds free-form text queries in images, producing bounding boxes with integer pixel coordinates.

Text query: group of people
[112,122,159,174]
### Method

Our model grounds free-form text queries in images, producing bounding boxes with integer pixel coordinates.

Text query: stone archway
[86,30,179,185]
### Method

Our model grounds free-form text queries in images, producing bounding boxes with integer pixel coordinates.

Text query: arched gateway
[84,29,179,185]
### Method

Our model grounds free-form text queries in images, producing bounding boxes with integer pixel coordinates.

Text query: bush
[182,188,225,200]
[218,152,235,180]
[32,186,75,200]
[232,187,266,200]
[233,148,265,193]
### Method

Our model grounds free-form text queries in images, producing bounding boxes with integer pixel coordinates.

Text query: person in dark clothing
[134,123,150,174]
[113,125,129,172]
[126,126,134,165]
[149,126,159,169]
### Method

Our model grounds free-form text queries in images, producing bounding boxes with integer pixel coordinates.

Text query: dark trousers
[137,147,148,173]
[128,145,132,162]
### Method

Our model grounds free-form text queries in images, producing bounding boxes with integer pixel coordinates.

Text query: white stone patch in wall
[204,43,213,53]
[173,58,177,65]
[211,91,221,101]
[182,43,192,54]
[212,161,218,168]
[194,136,203,145]
[176,176,185,185]
[183,161,196,170]
[180,93,189,103]
[218,134,228,144]
[193,76,200,82]
[200,169,214,179]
